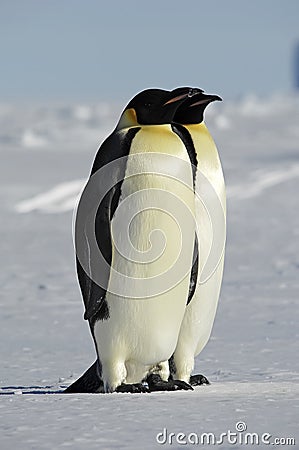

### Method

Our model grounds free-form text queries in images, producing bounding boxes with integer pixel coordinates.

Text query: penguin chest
[190,123,226,272]
[176,123,226,357]
[96,125,196,365]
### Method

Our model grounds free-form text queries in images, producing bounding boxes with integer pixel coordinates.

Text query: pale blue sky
[1,0,299,102]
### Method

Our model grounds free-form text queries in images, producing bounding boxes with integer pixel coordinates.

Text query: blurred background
[1,2,299,446]
[1,0,299,154]
[1,0,299,102]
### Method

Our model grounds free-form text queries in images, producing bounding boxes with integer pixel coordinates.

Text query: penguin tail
[64,360,103,393]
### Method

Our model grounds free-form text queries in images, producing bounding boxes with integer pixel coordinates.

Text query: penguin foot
[147,374,193,392]
[115,383,149,393]
[190,374,210,386]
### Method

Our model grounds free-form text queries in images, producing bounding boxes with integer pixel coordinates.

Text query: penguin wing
[76,128,141,322]
[171,123,199,306]
[187,237,199,305]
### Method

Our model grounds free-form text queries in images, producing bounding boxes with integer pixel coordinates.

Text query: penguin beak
[163,88,202,106]
[163,93,190,106]
[190,94,222,107]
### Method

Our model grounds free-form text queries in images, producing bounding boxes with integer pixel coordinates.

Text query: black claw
[173,379,194,391]
[115,383,149,393]
[147,374,193,392]
[190,374,210,386]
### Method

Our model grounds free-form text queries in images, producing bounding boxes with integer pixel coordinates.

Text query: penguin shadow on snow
[0,385,67,395]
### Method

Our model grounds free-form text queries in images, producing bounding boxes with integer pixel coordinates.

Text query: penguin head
[173,90,222,125]
[117,88,200,130]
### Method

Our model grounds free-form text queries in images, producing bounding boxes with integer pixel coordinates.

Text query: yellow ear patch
[117,108,139,130]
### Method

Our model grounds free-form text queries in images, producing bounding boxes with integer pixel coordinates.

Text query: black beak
[190,94,222,107]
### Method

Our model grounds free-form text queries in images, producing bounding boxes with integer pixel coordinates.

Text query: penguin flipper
[75,129,140,323]
[76,154,117,322]
[64,360,103,393]
[187,236,199,305]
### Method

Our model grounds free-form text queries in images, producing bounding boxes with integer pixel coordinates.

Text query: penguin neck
[116,109,174,132]
[183,122,207,131]
[184,122,214,142]
[117,108,140,131]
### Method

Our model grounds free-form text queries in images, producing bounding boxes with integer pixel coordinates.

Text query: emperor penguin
[169,90,226,385]
[66,87,201,393]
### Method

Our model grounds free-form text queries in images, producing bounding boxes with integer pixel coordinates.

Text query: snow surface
[0,93,299,449]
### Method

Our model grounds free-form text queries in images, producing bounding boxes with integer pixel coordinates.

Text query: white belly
[173,123,226,381]
[94,125,196,390]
